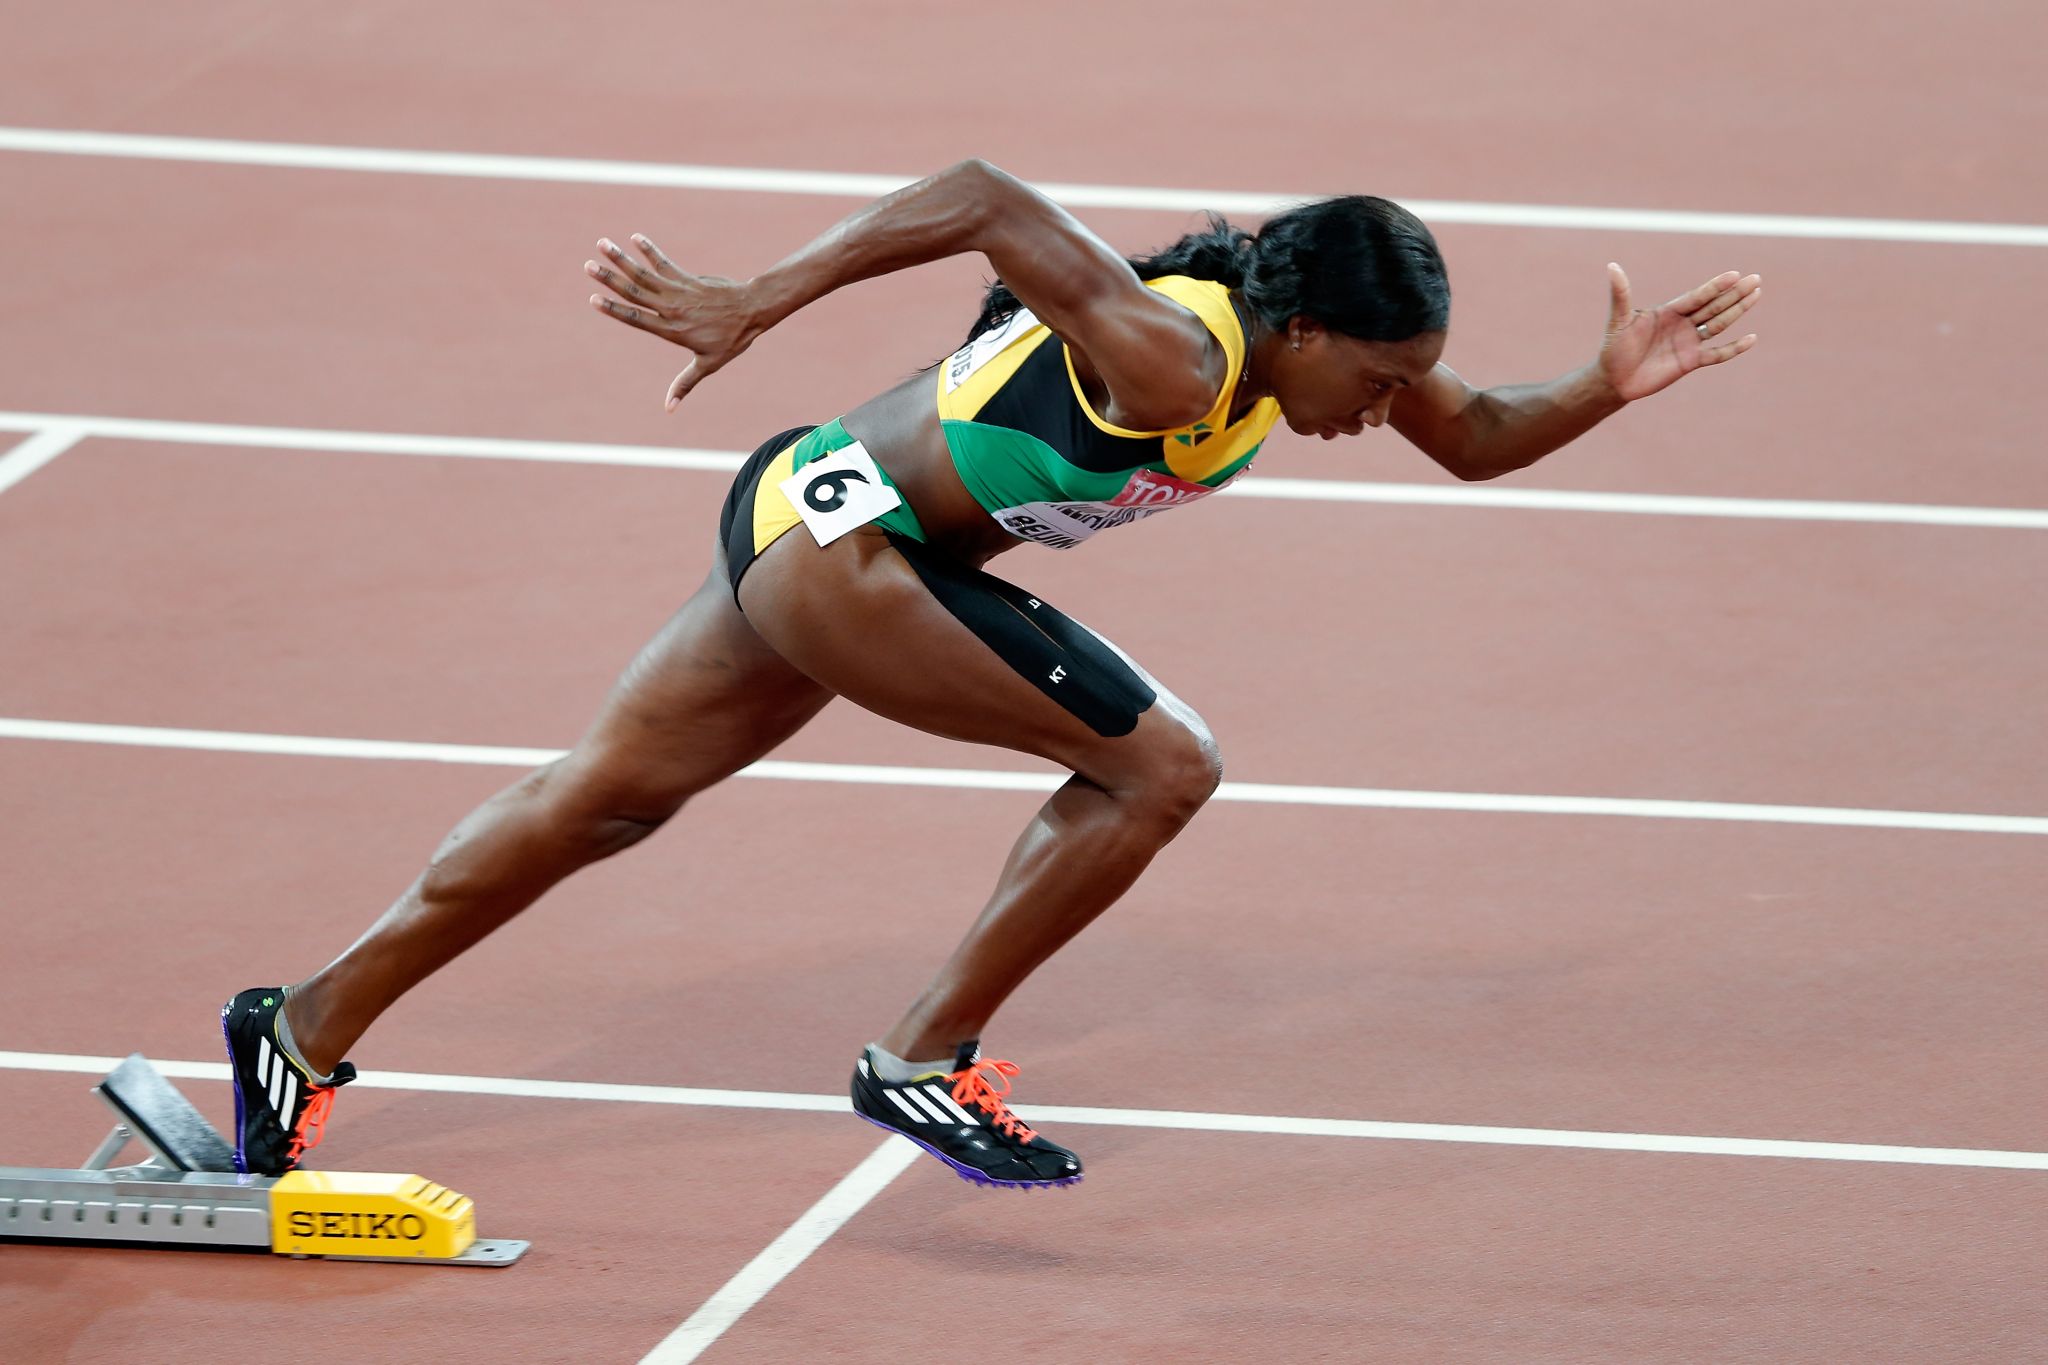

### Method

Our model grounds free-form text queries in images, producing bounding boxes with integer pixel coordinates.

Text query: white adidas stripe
[902,1086,953,1124]
[280,1068,297,1123]
[924,1084,982,1128]
[256,1035,273,1095]
[883,1090,928,1124]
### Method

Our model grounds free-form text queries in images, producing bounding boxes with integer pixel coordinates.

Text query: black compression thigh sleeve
[887,533,1155,739]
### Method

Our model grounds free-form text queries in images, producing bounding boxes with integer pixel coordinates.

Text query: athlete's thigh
[569,559,833,789]
[736,525,1185,781]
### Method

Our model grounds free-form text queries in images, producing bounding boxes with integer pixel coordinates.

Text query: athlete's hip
[717,419,930,601]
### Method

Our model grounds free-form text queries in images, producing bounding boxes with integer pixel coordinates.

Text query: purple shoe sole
[856,1113,1083,1190]
[220,1011,251,1175]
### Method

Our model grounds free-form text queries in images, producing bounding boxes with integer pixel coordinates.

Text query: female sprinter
[223,159,1761,1189]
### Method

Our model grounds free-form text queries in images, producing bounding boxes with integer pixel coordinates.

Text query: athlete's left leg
[279,565,831,1075]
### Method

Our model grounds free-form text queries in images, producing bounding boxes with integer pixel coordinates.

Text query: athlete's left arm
[1391,264,1761,481]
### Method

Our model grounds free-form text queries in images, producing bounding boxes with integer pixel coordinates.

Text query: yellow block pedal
[271,1171,519,1264]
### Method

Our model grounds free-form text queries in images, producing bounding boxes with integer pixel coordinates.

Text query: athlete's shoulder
[1141,276,1244,348]
[1142,274,1233,314]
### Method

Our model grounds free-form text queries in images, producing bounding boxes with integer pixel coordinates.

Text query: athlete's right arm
[587,159,1225,420]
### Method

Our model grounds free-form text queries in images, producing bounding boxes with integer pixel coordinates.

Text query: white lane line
[2,716,2046,837]
[640,1140,919,1364]
[1,409,2044,531]
[4,1051,2045,1173]
[4,127,2047,248]
[0,425,87,497]
[0,409,742,471]
[1228,475,2048,531]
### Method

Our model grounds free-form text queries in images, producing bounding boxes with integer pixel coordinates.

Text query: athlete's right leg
[737,525,1221,1186]
[280,563,831,1076]
[744,529,1217,999]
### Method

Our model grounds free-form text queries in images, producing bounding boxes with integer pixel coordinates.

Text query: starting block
[0,1054,526,1266]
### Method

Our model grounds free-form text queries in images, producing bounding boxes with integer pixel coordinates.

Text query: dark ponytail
[964,214,1252,343]
[963,196,1449,346]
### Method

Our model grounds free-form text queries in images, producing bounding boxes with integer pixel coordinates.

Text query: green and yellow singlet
[935,276,1281,549]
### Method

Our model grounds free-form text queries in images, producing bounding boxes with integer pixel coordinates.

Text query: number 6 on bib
[779,441,905,547]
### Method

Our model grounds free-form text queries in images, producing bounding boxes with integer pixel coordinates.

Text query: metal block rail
[0,1053,526,1265]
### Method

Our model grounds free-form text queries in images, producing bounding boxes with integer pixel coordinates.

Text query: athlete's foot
[220,986,354,1176]
[850,1042,1082,1190]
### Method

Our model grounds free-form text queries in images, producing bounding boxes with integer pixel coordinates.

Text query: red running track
[3,5,2046,1361]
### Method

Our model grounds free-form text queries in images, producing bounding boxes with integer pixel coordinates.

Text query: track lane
[3,741,2042,1154]
[4,156,2048,507]
[3,2,2045,224]
[0,439,2041,814]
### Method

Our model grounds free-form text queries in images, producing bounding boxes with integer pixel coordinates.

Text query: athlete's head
[1242,196,1450,439]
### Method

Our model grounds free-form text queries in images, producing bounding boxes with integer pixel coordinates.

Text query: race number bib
[778,441,904,547]
[990,467,1234,549]
[943,307,1039,393]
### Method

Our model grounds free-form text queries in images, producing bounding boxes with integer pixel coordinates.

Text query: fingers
[1669,270,1744,316]
[588,293,673,338]
[1693,272,1761,313]
[584,233,725,410]
[1606,262,1632,329]
[584,258,657,308]
[665,361,710,411]
[598,237,669,294]
[1695,281,1763,338]
[1699,331,1759,365]
[633,233,684,277]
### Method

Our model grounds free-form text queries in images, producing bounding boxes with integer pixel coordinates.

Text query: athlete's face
[1270,324,1446,441]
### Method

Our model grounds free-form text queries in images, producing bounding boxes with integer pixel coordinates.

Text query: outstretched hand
[1599,264,1762,403]
[586,235,761,410]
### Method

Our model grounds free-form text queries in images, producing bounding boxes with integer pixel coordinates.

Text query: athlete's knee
[1123,710,1224,832]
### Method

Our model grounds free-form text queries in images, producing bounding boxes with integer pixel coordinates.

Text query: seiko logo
[288,1210,429,1241]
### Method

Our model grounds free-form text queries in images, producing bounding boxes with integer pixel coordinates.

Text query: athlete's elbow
[1454,448,1545,481]
[949,157,1008,184]
[1435,441,1508,482]
[940,158,1024,231]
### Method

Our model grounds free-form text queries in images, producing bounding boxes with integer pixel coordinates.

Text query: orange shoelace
[284,1084,340,1164]
[948,1058,1038,1143]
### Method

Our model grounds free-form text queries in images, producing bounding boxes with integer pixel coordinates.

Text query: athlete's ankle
[880,1031,975,1066]
[881,1012,989,1065]
[867,1042,956,1083]
[278,987,344,1080]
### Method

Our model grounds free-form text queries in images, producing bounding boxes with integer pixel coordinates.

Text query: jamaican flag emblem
[1171,422,1215,448]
